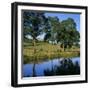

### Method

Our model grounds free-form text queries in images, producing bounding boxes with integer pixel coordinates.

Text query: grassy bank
[23,41,80,64]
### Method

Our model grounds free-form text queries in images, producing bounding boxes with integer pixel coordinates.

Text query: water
[22,57,80,77]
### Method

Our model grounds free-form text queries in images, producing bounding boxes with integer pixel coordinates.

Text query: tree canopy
[23,11,50,40]
[23,11,80,50]
[57,18,80,49]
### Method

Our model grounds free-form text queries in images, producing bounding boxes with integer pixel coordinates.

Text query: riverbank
[23,42,80,64]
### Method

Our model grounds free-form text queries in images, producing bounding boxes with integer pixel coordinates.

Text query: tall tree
[23,11,50,52]
[57,18,80,51]
[44,16,61,44]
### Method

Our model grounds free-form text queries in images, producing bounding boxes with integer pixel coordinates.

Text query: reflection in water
[44,58,80,76]
[32,63,36,77]
[23,57,80,77]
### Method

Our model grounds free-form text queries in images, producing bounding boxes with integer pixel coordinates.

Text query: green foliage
[23,11,80,48]
[44,16,61,43]
[23,11,50,40]
[57,18,80,49]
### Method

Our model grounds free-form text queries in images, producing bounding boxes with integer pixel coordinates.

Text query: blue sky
[45,12,80,32]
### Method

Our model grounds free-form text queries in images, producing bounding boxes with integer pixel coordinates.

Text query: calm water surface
[23,57,80,77]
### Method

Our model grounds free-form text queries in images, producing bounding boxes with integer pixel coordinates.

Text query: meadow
[23,40,80,64]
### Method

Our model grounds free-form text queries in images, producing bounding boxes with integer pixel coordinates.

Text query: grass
[23,41,80,64]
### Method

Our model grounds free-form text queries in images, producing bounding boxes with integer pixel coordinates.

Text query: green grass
[23,41,80,64]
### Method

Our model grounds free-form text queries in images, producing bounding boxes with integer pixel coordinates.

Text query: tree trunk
[33,39,36,54]
[59,44,61,52]
[63,43,65,52]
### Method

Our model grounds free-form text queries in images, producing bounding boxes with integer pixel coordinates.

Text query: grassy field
[23,41,80,64]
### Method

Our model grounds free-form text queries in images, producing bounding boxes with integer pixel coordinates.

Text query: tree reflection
[44,58,80,76]
[32,62,36,77]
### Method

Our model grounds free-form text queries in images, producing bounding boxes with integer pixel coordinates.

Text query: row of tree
[23,11,80,51]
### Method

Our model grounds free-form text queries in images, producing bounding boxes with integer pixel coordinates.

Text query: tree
[44,16,61,44]
[57,18,80,51]
[23,11,50,52]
